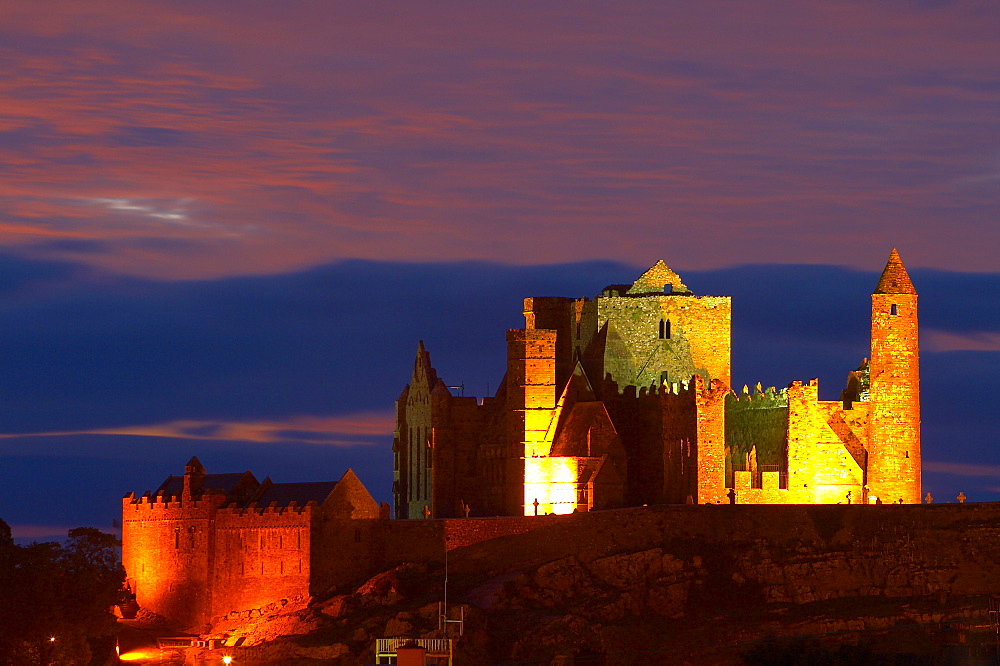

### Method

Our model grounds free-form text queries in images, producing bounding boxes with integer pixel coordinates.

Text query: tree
[0,520,124,666]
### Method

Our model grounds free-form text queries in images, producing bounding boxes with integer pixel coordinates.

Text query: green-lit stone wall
[725,389,788,486]
[596,293,730,389]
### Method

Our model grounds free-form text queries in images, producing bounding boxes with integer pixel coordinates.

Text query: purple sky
[0,2,997,539]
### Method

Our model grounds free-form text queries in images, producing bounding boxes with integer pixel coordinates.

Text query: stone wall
[786,380,864,504]
[212,505,315,623]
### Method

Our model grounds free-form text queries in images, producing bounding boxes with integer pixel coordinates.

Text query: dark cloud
[0,255,995,529]
[31,239,111,255]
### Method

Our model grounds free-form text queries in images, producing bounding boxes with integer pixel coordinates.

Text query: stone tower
[506,329,558,515]
[867,248,921,504]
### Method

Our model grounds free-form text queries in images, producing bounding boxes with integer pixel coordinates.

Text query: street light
[222,656,233,665]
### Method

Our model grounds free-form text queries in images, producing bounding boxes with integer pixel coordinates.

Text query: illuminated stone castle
[122,250,920,631]
[394,249,920,517]
[121,458,385,630]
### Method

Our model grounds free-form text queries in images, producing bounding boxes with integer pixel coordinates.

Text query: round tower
[867,248,921,504]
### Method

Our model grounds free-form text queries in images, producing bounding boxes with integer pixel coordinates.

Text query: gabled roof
[249,481,339,507]
[409,340,442,396]
[550,401,618,458]
[874,248,916,295]
[627,260,691,295]
[156,472,254,498]
[324,468,380,518]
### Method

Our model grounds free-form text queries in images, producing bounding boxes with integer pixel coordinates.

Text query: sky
[0,1,997,541]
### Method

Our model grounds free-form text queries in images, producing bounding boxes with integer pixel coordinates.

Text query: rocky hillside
[195,503,1000,664]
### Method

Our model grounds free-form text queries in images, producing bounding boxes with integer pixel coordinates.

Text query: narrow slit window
[659,319,671,339]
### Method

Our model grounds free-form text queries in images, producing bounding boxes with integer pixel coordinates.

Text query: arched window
[659,319,671,339]
[890,304,898,315]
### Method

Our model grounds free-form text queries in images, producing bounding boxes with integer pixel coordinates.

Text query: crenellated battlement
[727,382,787,405]
[606,373,727,402]
[216,501,319,518]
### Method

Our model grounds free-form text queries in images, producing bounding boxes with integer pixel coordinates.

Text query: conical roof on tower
[874,248,916,295]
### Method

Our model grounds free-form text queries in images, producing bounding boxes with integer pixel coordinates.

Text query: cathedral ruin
[393,249,921,517]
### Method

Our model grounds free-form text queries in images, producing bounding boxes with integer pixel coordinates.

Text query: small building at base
[121,457,385,631]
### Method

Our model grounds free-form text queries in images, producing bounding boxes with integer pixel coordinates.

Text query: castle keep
[394,250,921,517]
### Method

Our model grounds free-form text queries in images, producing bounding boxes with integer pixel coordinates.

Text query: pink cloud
[924,462,1000,478]
[0,1,996,278]
[0,412,395,446]
[924,330,1000,353]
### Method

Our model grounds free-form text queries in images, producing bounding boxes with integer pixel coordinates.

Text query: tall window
[659,319,671,339]
[890,304,898,315]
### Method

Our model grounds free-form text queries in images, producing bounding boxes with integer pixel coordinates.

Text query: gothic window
[659,319,671,339]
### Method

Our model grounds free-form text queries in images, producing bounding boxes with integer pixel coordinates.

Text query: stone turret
[867,249,921,504]
[182,456,206,500]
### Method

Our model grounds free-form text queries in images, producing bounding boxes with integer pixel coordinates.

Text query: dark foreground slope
[202,503,1000,664]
